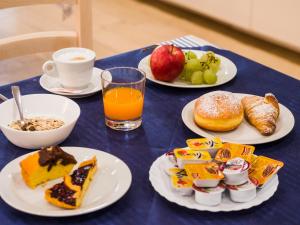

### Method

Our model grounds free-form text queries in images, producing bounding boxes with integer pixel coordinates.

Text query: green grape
[199,61,209,72]
[179,66,187,80]
[209,63,219,73]
[203,69,218,84]
[206,51,215,57]
[184,51,197,60]
[185,58,202,81]
[209,56,221,73]
[200,53,208,62]
[191,71,204,85]
[214,57,221,67]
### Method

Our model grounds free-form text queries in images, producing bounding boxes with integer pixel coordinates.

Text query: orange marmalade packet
[249,156,284,187]
[184,163,224,180]
[186,137,223,150]
[174,149,212,161]
[215,143,255,163]
[170,168,193,189]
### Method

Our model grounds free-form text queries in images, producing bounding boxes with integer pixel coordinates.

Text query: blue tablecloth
[0,45,299,225]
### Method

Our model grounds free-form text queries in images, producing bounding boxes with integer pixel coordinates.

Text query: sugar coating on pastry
[194,91,244,131]
[241,93,279,135]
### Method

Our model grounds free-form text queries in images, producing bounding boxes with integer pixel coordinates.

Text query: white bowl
[0,94,80,149]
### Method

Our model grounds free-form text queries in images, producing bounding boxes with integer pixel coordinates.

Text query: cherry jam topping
[71,164,93,187]
[50,183,76,206]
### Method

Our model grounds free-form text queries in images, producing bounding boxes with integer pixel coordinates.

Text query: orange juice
[103,87,144,120]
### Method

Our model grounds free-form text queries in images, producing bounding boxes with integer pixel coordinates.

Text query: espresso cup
[43,48,96,89]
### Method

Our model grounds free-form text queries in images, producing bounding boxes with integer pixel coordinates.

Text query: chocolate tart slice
[45,156,97,209]
[20,146,77,189]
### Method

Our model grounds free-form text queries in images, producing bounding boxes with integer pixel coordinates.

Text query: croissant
[241,93,280,136]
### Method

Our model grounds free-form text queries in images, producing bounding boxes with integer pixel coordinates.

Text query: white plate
[149,154,279,212]
[39,67,102,98]
[181,93,295,144]
[138,50,237,88]
[0,147,132,217]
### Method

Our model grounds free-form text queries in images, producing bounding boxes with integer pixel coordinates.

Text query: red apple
[150,45,185,82]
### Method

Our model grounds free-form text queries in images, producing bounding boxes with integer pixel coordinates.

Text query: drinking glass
[101,67,146,131]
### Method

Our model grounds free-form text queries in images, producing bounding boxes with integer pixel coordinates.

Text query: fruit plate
[181,93,295,144]
[138,50,237,88]
[149,154,279,212]
[0,147,132,217]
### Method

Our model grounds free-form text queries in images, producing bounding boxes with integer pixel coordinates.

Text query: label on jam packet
[184,162,224,180]
[170,168,193,188]
[248,156,284,187]
[174,149,212,161]
[215,143,255,163]
[223,157,249,173]
[186,137,223,150]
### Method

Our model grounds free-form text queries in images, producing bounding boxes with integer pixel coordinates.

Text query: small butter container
[174,148,212,169]
[160,152,178,176]
[170,168,193,196]
[165,149,177,165]
[185,162,224,188]
[223,157,249,186]
[193,184,225,206]
[228,180,257,203]
[186,137,223,157]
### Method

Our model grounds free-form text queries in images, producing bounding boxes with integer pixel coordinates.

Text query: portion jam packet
[186,137,223,150]
[215,143,255,163]
[174,148,212,168]
[248,156,284,187]
[184,162,224,180]
[170,168,193,189]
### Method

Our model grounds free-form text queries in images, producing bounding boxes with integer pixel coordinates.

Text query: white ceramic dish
[149,154,279,212]
[40,67,102,98]
[0,94,80,149]
[0,146,132,217]
[181,93,295,144]
[138,50,237,88]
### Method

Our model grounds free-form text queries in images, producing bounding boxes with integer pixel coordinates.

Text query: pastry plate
[149,154,279,212]
[0,147,132,217]
[181,93,295,144]
[138,50,237,88]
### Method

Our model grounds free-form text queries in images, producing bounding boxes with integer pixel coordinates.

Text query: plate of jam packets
[150,137,284,212]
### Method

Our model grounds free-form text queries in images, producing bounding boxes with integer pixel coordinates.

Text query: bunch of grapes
[180,51,221,85]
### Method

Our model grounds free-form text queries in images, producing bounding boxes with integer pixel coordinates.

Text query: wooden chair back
[0,0,93,59]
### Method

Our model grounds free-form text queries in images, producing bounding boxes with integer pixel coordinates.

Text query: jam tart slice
[45,156,97,209]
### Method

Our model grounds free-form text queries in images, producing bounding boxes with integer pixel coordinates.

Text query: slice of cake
[45,156,97,209]
[20,146,77,189]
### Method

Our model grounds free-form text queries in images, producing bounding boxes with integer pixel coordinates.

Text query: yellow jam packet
[249,156,284,187]
[184,163,224,180]
[186,137,223,150]
[215,143,255,163]
[174,149,212,161]
[170,168,193,188]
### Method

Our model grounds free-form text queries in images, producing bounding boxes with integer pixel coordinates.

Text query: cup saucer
[39,67,103,98]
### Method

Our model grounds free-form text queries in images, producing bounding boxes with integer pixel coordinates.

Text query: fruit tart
[45,156,97,209]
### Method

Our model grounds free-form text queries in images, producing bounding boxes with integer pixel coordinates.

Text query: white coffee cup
[43,47,96,89]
